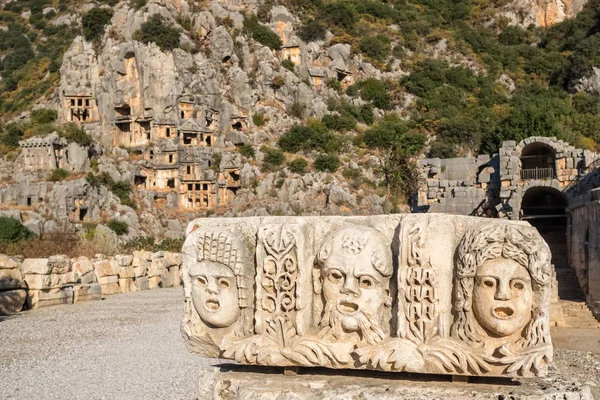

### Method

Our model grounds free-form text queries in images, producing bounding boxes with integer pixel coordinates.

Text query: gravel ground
[1,289,599,400]
[0,288,213,400]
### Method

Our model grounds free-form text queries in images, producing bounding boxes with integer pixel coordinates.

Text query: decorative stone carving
[181,215,553,377]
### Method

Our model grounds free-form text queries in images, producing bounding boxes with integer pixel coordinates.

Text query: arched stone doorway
[521,186,579,301]
[519,143,556,180]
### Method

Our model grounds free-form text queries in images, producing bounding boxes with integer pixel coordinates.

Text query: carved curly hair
[451,223,552,348]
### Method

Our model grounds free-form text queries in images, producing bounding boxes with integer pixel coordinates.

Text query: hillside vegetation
[0,0,598,204]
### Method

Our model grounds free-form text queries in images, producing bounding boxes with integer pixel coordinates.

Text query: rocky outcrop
[504,0,589,27]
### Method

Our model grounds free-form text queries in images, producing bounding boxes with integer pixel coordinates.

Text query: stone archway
[519,142,556,180]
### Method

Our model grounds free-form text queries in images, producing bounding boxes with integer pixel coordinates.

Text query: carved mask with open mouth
[189,261,240,328]
[322,251,388,334]
[472,258,533,337]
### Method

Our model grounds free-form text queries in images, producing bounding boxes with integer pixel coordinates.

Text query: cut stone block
[181,215,554,378]
[100,282,120,295]
[197,366,594,400]
[72,257,93,276]
[116,254,133,267]
[164,252,182,266]
[133,265,147,277]
[134,276,149,291]
[79,271,96,285]
[23,256,72,275]
[24,272,78,290]
[0,255,19,270]
[119,266,135,279]
[98,275,118,285]
[0,289,26,315]
[28,287,74,309]
[148,276,161,290]
[148,259,169,277]
[73,284,102,303]
[163,266,180,288]
[94,260,119,279]
[118,278,135,293]
[0,268,23,290]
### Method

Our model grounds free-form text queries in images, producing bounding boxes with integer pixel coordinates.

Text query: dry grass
[1,230,116,258]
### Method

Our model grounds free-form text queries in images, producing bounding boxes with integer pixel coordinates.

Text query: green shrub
[133,14,180,51]
[314,154,340,172]
[279,121,340,153]
[111,180,136,208]
[342,167,362,180]
[238,144,255,159]
[392,45,404,59]
[281,58,295,72]
[289,102,306,119]
[322,113,356,132]
[107,219,128,236]
[358,78,390,109]
[243,14,282,50]
[0,217,33,244]
[252,112,266,126]
[0,123,25,148]
[48,168,70,182]
[82,8,113,42]
[322,2,357,29]
[359,35,391,61]
[262,146,285,167]
[31,108,57,124]
[86,171,114,187]
[297,20,325,43]
[58,123,93,146]
[288,157,308,174]
[129,0,148,10]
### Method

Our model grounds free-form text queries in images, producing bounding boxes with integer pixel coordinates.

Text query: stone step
[558,300,600,329]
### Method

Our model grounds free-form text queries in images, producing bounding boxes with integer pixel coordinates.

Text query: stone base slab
[198,365,594,400]
[0,289,26,315]
[28,287,74,309]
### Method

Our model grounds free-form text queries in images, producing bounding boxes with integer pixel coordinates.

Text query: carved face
[472,258,533,337]
[189,261,240,328]
[322,251,389,334]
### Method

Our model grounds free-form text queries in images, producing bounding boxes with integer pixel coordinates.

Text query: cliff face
[0,0,596,243]
[504,0,589,27]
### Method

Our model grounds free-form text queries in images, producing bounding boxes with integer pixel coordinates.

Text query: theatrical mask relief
[181,214,553,377]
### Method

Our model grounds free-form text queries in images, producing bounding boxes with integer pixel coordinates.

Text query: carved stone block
[181,215,553,377]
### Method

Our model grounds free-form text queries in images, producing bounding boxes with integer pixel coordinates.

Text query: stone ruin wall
[568,188,600,316]
[417,137,598,219]
[0,251,183,316]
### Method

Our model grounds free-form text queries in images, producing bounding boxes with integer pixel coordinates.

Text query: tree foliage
[134,14,180,51]
[82,7,113,42]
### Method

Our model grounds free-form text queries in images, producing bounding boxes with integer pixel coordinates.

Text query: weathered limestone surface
[0,250,183,313]
[182,214,554,378]
[197,365,594,400]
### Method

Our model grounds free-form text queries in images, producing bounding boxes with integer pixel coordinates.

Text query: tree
[359,35,391,61]
[243,14,282,50]
[0,217,33,244]
[134,14,180,51]
[297,20,326,43]
[82,8,113,42]
[364,116,426,199]
[314,154,340,172]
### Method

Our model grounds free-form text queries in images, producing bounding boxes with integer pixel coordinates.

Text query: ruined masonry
[0,251,182,314]
[417,136,600,325]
